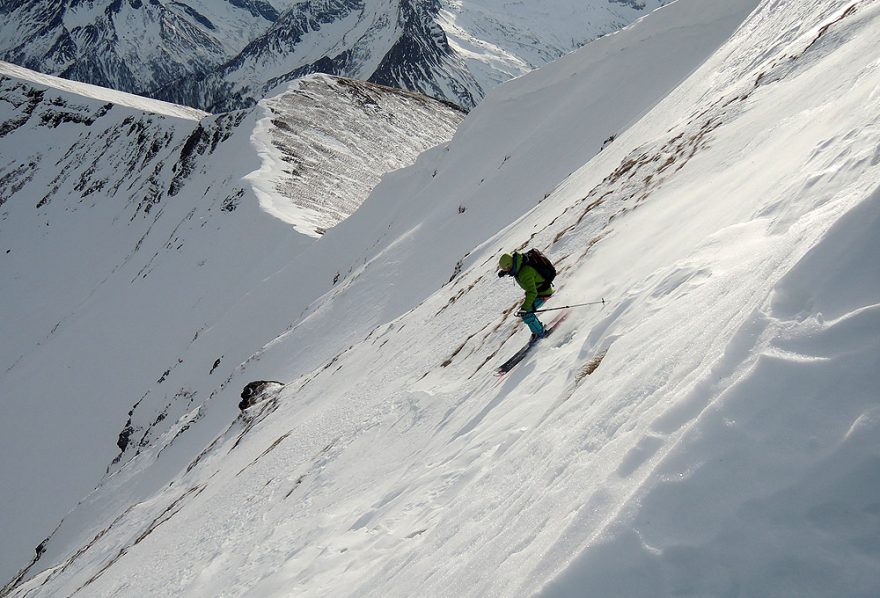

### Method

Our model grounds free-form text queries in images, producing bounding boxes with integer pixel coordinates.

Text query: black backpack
[523,249,556,290]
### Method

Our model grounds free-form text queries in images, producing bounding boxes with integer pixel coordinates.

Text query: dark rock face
[154,0,469,113]
[368,0,477,109]
[116,419,135,452]
[239,380,284,411]
[226,0,280,21]
[153,0,365,112]
[168,111,247,195]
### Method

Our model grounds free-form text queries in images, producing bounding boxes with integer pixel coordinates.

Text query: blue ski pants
[522,297,546,335]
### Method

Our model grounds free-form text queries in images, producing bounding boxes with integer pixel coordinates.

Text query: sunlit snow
[3,0,880,596]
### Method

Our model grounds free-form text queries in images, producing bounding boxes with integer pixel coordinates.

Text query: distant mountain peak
[0,0,666,111]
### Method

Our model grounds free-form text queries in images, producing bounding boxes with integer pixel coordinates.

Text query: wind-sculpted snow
[249,75,464,235]
[540,187,880,598]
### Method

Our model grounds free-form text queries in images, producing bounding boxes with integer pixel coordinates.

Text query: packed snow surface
[4,0,880,595]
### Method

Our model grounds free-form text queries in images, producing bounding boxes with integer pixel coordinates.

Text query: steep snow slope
[0,67,461,584]
[6,0,880,595]
[1,0,758,590]
[2,0,765,592]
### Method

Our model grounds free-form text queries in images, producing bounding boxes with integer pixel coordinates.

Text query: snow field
[0,69,460,584]
[6,0,880,596]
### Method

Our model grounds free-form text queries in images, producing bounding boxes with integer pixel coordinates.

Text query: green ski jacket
[510,252,554,311]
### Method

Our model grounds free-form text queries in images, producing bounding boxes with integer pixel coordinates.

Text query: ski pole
[526,299,606,314]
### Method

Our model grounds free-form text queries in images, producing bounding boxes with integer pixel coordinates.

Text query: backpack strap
[511,252,521,275]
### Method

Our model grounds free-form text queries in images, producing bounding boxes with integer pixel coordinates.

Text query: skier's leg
[521,298,546,335]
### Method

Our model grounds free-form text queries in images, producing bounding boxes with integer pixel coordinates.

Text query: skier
[497,250,556,342]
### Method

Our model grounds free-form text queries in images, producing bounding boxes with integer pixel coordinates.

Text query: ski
[496,311,569,375]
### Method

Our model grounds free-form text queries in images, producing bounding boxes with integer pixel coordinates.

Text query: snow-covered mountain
[0,62,462,585]
[0,0,666,111]
[0,0,284,98]
[5,0,880,595]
